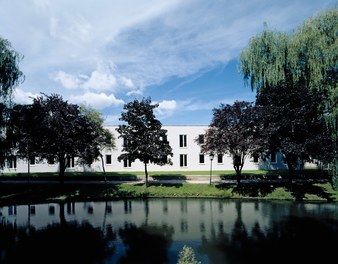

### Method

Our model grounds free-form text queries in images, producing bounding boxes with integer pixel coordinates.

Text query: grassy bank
[0,180,337,206]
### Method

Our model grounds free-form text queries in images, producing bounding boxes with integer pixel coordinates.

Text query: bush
[177,245,201,264]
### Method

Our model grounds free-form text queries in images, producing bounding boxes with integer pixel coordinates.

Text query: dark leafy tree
[6,104,41,179]
[32,93,101,184]
[255,78,334,182]
[198,101,260,185]
[117,97,173,187]
[79,105,116,180]
[0,103,11,168]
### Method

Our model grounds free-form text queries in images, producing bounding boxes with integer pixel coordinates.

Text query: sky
[0,0,336,125]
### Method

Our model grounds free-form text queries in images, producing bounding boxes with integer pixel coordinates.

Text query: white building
[2,125,299,174]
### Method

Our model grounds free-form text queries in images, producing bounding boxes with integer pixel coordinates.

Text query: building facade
[2,125,314,174]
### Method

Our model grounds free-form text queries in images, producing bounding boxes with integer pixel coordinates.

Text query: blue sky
[0,0,336,125]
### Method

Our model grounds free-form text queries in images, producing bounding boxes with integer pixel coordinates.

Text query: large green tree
[31,94,102,183]
[117,97,173,186]
[80,105,116,180]
[239,7,338,187]
[0,37,24,168]
[0,37,24,104]
[6,104,41,179]
[255,78,334,182]
[198,101,260,185]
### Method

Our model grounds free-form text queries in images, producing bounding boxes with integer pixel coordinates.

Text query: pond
[0,199,337,264]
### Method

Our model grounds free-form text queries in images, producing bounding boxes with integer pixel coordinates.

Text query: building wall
[1,125,313,174]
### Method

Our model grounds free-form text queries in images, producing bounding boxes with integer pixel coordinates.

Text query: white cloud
[121,76,135,88]
[82,70,117,90]
[158,100,177,110]
[71,92,124,109]
[156,99,177,117]
[52,71,81,89]
[13,89,39,105]
[102,114,122,125]
[126,89,144,96]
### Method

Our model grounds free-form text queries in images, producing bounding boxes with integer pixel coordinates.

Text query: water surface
[0,199,337,263]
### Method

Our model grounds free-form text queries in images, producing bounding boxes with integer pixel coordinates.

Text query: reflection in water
[0,199,337,264]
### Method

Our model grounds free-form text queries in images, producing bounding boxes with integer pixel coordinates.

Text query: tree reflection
[118,222,174,264]
[0,218,116,264]
[200,201,338,264]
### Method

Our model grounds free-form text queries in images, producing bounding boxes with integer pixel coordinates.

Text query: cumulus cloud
[71,92,124,109]
[82,70,117,90]
[13,89,40,105]
[155,99,177,117]
[52,71,81,89]
[52,68,118,91]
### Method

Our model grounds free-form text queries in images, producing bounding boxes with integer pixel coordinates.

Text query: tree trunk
[286,158,294,185]
[235,167,242,185]
[144,162,149,187]
[59,157,66,185]
[27,159,30,184]
[100,153,106,183]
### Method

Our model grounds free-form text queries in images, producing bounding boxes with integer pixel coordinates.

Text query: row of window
[5,152,279,169]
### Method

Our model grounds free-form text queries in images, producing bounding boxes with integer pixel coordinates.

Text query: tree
[117,97,173,187]
[0,103,11,168]
[0,37,24,104]
[32,93,101,184]
[6,104,41,180]
[239,7,338,187]
[255,78,334,182]
[198,101,259,185]
[177,245,201,264]
[0,37,24,168]
[79,105,116,180]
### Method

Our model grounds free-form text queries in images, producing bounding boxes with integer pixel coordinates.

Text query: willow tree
[239,7,338,187]
[0,37,24,104]
[0,37,24,168]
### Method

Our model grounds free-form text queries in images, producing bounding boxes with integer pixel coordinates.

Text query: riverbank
[0,178,337,206]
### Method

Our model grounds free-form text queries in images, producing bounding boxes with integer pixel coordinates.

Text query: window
[179,135,187,148]
[198,134,204,144]
[106,154,112,165]
[217,154,223,164]
[199,154,205,164]
[180,154,187,167]
[67,156,75,168]
[7,156,17,169]
[253,155,259,163]
[29,156,36,165]
[270,152,277,163]
[123,159,132,168]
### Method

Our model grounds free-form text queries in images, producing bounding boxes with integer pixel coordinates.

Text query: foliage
[198,101,260,184]
[0,103,11,168]
[0,37,24,104]
[6,104,41,177]
[177,245,201,264]
[117,97,173,186]
[255,78,335,180]
[30,94,103,183]
[0,37,24,167]
[79,105,116,175]
[239,7,338,187]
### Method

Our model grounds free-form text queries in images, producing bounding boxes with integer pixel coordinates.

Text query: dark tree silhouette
[197,101,260,185]
[117,97,173,186]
